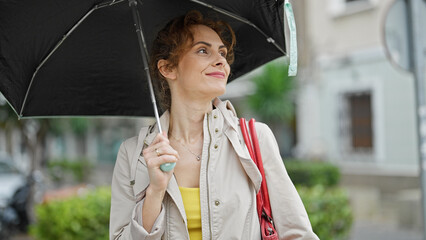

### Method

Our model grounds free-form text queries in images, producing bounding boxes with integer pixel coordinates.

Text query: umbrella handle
[129,0,174,171]
[160,163,176,172]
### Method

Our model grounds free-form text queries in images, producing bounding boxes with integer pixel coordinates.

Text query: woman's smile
[205,71,226,79]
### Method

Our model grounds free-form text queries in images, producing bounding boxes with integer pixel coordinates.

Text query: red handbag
[240,118,279,240]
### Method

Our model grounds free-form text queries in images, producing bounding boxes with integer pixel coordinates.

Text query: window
[348,93,373,150]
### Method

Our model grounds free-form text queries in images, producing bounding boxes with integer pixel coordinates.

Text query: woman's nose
[214,54,227,67]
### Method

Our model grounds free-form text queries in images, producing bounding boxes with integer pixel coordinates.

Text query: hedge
[47,158,93,183]
[30,187,110,240]
[299,185,353,240]
[31,160,351,240]
[31,186,352,240]
[284,160,340,187]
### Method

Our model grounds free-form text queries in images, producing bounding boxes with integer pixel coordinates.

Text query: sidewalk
[11,233,33,240]
[349,221,422,240]
[11,221,424,240]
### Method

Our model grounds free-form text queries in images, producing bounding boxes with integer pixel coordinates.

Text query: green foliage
[284,160,352,239]
[298,185,353,240]
[248,62,295,123]
[29,184,353,240]
[48,119,67,136]
[284,160,340,187]
[70,118,90,137]
[30,187,111,240]
[48,158,93,183]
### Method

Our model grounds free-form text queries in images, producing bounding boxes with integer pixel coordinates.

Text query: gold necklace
[170,134,201,161]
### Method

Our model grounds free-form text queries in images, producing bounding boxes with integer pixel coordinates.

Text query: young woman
[110,10,318,240]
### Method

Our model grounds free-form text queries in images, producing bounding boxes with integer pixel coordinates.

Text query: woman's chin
[206,87,226,99]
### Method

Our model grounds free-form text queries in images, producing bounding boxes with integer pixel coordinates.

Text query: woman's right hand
[142,132,179,194]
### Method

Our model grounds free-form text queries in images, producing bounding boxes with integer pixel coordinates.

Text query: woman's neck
[168,97,213,143]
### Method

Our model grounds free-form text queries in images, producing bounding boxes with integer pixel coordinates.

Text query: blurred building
[0,97,152,187]
[294,0,424,234]
[44,117,153,186]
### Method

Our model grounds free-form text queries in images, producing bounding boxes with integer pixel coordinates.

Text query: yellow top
[179,187,202,240]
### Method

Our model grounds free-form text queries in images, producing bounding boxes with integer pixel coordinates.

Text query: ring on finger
[155,148,161,156]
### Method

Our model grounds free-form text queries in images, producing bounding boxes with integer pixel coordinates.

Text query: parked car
[0,152,30,239]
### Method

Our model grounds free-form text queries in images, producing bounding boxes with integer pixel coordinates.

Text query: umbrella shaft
[129,0,162,133]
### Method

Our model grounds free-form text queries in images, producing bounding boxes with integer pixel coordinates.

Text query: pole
[408,0,426,238]
[128,0,175,171]
[128,0,162,133]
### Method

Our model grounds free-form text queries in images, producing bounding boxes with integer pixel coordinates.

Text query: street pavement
[10,221,424,240]
[349,221,422,240]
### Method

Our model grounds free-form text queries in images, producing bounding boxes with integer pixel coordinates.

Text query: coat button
[215,200,220,206]
[213,115,218,119]
[214,144,218,149]
[215,128,219,133]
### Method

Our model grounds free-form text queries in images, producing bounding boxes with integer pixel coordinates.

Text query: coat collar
[143,110,170,146]
[143,97,238,145]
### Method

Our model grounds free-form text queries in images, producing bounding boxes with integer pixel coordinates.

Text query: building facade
[295,0,425,232]
[296,0,419,174]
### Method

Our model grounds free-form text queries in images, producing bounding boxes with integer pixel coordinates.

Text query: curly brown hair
[149,10,236,111]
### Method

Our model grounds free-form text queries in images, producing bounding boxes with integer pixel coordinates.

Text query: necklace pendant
[196,156,201,161]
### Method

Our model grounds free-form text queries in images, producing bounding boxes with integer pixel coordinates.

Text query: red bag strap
[248,119,272,217]
[239,118,256,161]
[239,119,276,227]
[240,118,263,218]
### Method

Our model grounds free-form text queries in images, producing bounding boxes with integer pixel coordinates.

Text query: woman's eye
[198,48,208,54]
[220,51,227,57]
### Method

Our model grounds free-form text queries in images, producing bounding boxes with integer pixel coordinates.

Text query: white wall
[297,46,418,171]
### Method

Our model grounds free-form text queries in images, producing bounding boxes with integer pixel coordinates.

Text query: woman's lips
[206,71,226,79]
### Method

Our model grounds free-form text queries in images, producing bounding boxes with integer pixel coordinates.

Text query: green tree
[249,63,295,123]
[248,62,296,156]
[0,97,19,154]
[0,96,51,169]
[70,118,90,155]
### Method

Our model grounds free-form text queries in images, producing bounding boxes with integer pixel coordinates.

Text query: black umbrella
[0,0,297,119]
[0,0,297,171]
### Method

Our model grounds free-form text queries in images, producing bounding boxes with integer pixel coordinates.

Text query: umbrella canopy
[0,0,287,118]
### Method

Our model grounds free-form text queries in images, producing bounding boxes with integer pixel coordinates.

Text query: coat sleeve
[109,140,166,240]
[256,123,319,240]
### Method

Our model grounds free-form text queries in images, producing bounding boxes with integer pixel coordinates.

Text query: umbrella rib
[189,0,285,54]
[19,0,125,117]
[1,93,22,120]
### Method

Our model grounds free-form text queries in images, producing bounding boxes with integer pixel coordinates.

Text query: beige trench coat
[109,98,319,240]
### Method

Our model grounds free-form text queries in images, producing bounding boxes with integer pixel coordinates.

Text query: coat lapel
[215,98,262,193]
[224,127,262,193]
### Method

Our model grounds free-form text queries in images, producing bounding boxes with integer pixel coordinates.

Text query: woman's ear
[157,59,177,81]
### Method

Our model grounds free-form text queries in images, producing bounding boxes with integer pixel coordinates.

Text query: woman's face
[170,24,230,100]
